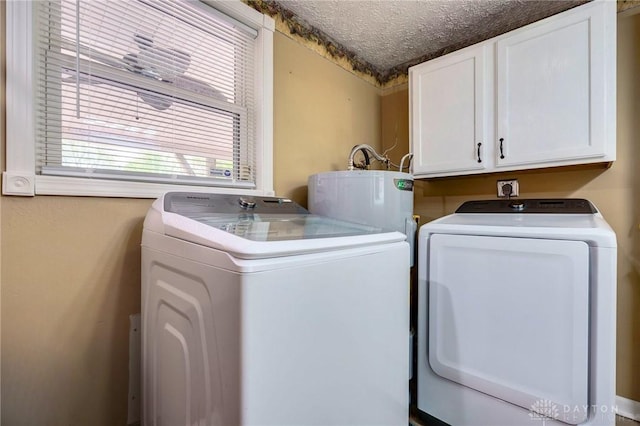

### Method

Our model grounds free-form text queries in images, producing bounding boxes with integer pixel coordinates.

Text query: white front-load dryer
[142,192,410,426]
[417,199,617,426]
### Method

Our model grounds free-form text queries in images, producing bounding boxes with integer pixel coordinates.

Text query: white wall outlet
[497,179,519,198]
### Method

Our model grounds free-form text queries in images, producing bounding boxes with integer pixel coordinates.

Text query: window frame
[3,0,274,198]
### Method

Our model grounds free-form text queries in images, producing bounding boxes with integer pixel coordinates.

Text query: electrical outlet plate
[497,179,519,197]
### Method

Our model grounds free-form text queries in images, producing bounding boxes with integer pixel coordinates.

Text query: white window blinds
[34,0,258,188]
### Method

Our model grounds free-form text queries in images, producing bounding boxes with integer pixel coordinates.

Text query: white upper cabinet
[410,0,615,178]
[495,3,612,167]
[410,45,490,175]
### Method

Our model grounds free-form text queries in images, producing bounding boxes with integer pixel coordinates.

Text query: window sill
[2,172,274,198]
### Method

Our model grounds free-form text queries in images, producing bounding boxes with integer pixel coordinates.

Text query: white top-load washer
[417,199,616,426]
[141,192,410,426]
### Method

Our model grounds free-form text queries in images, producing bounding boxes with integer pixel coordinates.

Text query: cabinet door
[495,2,614,168]
[410,46,489,175]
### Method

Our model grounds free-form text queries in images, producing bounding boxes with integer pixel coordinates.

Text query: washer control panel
[455,199,597,214]
[164,192,309,215]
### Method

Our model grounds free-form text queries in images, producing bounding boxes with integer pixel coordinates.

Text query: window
[4,0,274,197]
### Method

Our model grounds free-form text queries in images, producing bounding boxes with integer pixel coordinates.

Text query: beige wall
[2,197,149,424]
[381,87,410,168]
[380,12,640,400]
[2,7,639,425]
[0,28,384,425]
[273,32,382,205]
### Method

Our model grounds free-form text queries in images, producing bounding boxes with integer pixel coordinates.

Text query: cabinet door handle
[477,142,482,163]
[499,138,505,159]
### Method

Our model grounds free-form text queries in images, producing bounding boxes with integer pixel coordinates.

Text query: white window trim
[3,0,275,198]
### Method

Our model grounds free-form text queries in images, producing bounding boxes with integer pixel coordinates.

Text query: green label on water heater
[394,179,414,191]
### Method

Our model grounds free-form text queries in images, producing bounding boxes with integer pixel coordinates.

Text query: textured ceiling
[273,0,587,83]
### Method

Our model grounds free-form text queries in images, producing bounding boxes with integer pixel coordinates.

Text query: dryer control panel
[455,199,597,214]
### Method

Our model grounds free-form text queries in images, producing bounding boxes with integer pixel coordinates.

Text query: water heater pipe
[347,144,413,173]
[399,153,414,173]
[347,144,389,170]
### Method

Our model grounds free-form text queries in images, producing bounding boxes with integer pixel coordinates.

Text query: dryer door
[428,234,589,424]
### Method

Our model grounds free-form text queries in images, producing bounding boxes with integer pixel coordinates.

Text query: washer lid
[146,192,406,259]
[175,212,385,242]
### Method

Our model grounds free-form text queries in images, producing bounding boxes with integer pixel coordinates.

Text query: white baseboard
[616,395,640,421]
